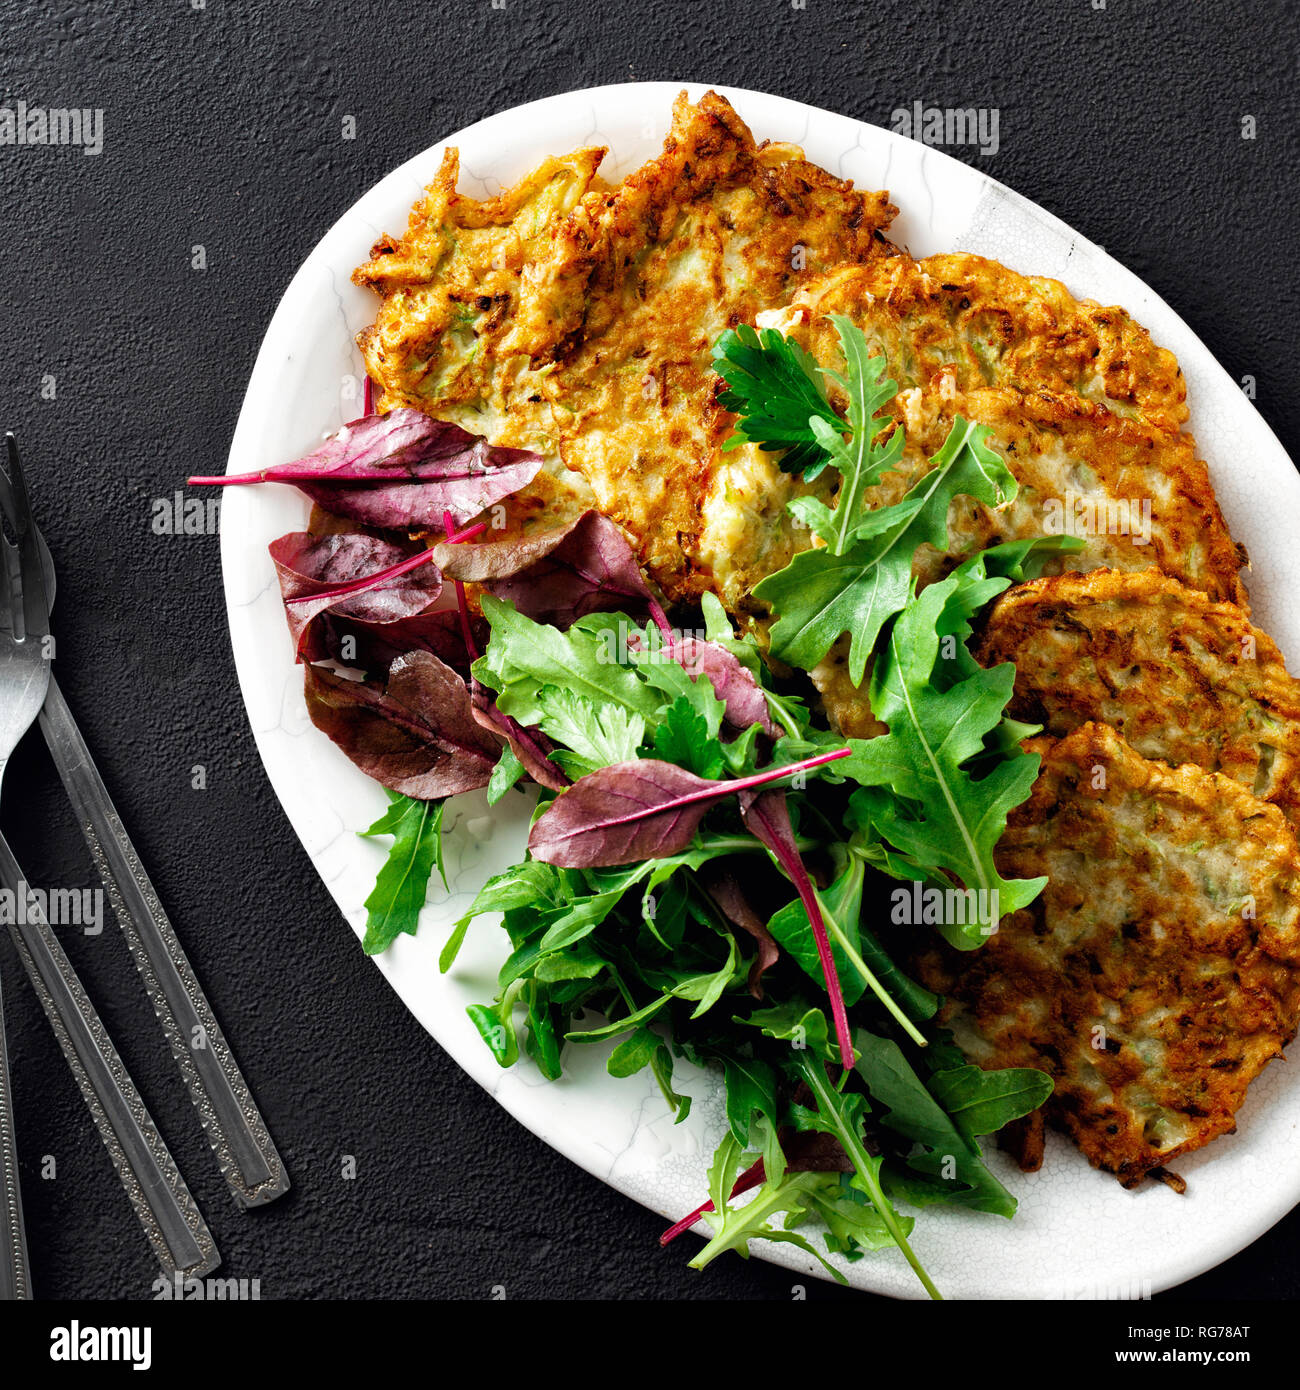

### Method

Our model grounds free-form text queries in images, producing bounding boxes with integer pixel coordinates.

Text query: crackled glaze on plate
[221,83,1300,1300]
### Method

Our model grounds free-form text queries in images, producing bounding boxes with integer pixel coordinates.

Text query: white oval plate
[221,82,1300,1300]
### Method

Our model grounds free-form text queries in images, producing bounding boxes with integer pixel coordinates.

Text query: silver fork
[0,435,218,1293]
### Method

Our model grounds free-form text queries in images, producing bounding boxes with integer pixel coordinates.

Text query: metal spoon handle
[0,830,218,1278]
[39,675,288,1208]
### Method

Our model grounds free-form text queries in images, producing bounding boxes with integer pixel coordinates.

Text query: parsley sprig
[712,323,846,479]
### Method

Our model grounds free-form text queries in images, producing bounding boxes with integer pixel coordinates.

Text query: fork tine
[0,447,18,541]
[3,435,29,536]
[2,435,50,643]
[0,464,19,638]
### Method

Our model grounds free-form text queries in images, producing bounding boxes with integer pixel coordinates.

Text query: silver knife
[39,675,289,1208]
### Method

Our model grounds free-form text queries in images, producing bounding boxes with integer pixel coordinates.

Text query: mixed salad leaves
[194,317,1084,1298]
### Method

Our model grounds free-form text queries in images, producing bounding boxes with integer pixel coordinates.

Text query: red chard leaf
[470,679,571,793]
[303,650,498,798]
[270,531,484,672]
[699,867,780,997]
[192,409,542,530]
[430,517,586,584]
[528,747,849,869]
[437,510,658,630]
[667,636,777,738]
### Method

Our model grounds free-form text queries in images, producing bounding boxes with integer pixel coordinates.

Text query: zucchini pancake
[352,92,1300,1191]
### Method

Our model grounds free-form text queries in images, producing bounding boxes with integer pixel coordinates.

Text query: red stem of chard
[660,1159,766,1246]
[746,792,856,1074]
[661,750,856,811]
[790,850,855,1076]
[454,583,477,662]
[362,375,374,416]
[283,545,438,606]
[444,510,482,662]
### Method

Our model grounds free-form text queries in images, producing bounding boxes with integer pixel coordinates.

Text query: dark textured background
[0,0,1297,1302]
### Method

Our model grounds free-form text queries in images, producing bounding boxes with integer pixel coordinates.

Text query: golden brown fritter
[511,90,898,601]
[354,90,898,602]
[976,568,1300,833]
[914,722,1300,1188]
[784,260,1247,609]
[354,143,607,455]
[791,255,1191,433]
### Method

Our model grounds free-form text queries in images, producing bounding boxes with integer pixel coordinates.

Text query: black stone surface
[0,0,1296,1302]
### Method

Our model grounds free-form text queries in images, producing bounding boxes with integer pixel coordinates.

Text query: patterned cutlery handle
[0,829,219,1278]
[39,676,289,1208]
[0,960,31,1298]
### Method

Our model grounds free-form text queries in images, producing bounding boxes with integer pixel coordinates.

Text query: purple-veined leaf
[528,747,849,869]
[303,650,498,798]
[191,409,542,529]
[270,531,480,670]
[436,509,658,630]
[699,868,780,997]
[430,517,586,583]
[666,636,777,738]
[470,679,571,794]
[740,790,855,1072]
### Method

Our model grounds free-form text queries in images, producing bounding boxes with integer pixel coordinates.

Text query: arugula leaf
[802,316,904,539]
[793,1049,940,1298]
[787,1174,901,1258]
[712,323,844,478]
[741,1000,834,1061]
[927,1062,1053,1145]
[523,980,564,1080]
[439,860,565,971]
[845,785,963,892]
[756,415,1018,684]
[473,596,660,725]
[358,793,445,955]
[687,1129,851,1281]
[467,982,522,1067]
[933,535,1087,691]
[651,1044,693,1122]
[607,1026,661,1078]
[486,744,526,805]
[565,993,672,1042]
[853,1030,1047,1218]
[670,930,744,1020]
[840,564,1047,946]
[721,1054,779,1145]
